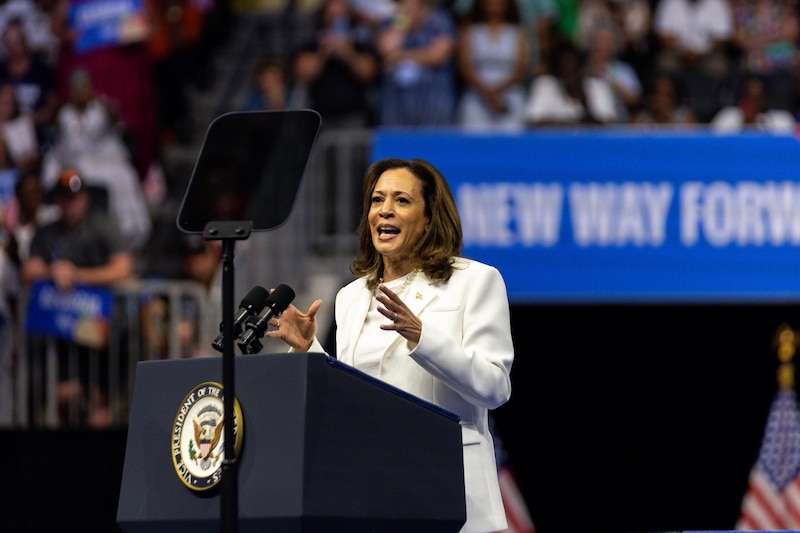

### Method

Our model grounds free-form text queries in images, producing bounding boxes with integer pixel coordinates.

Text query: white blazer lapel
[378,274,440,382]
[383,273,438,353]
[336,281,373,365]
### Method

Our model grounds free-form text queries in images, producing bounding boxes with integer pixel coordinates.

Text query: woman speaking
[268,157,515,533]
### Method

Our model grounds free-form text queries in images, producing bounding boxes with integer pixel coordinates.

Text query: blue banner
[69,0,149,53]
[25,280,114,348]
[372,130,800,303]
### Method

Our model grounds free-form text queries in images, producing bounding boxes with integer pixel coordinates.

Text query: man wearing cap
[21,168,133,427]
[23,169,133,290]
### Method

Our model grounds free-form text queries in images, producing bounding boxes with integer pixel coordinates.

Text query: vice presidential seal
[171,381,244,491]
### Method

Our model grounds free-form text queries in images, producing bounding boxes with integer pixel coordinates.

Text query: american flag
[493,419,536,533]
[736,387,800,530]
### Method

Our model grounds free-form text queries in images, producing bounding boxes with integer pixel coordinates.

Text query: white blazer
[306,257,514,533]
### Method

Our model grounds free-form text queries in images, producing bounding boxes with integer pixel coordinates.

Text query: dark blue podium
[116,352,466,532]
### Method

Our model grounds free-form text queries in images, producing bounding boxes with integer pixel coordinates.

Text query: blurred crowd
[2,0,800,426]
[0,0,796,292]
[0,0,232,427]
[0,0,796,313]
[0,0,233,268]
[248,0,800,134]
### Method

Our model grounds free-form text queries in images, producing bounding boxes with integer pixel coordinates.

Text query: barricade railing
[12,279,214,429]
[301,127,372,256]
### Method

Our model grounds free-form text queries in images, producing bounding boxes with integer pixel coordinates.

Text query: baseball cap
[52,169,84,197]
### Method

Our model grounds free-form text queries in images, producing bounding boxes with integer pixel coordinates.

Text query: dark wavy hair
[351,158,463,290]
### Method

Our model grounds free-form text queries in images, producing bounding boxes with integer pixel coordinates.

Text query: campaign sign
[69,0,150,53]
[25,280,114,348]
[372,129,800,303]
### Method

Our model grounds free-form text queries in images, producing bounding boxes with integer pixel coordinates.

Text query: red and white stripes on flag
[498,463,536,533]
[492,415,536,533]
[736,388,800,530]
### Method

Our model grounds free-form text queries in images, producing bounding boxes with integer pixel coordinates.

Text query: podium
[116,353,467,532]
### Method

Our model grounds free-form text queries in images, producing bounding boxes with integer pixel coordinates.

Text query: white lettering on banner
[680,181,800,246]
[569,182,673,246]
[513,183,563,246]
[458,180,800,249]
[459,183,511,246]
[74,0,138,27]
[38,284,102,316]
[458,183,563,247]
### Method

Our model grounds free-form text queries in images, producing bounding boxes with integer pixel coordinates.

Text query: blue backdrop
[373,129,800,303]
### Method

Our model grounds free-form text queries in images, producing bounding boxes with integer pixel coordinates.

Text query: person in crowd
[50,0,159,179]
[729,0,799,113]
[0,0,48,59]
[614,0,654,80]
[572,0,653,83]
[631,71,698,125]
[375,0,459,127]
[580,20,642,123]
[21,169,134,427]
[0,81,41,173]
[41,68,152,250]
[652,0,735,122]
[24,0,60,64]
[0,16,57,148]
[572,0,617,51]
[524,40,595,125]
[3,169,59,265]
[266,157,515,533]
[291,0,380,130]
[454,0,530,131]
[243,55,294,111]
[147,0,210,145]
[710,72,797,133]
[452,0,559,77]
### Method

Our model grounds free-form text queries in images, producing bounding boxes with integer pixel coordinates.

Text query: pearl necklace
[377,268,419,296]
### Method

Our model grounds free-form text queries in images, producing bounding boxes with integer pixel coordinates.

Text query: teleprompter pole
[175,109,321,533]
[204,221,253,533]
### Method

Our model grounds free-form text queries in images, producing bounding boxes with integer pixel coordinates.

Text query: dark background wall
[1,303,795,533]
[493,303,787,533]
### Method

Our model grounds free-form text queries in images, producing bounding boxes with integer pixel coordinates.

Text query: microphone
[211,285,270,353]
[237,284,295,354]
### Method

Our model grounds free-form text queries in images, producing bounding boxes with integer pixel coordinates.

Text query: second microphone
[237,284,295,354]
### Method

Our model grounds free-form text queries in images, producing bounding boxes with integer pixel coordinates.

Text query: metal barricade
[12,279,214,429]
[301,128,372,256]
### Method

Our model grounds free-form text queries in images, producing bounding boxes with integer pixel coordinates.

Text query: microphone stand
[204,220,253,533]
